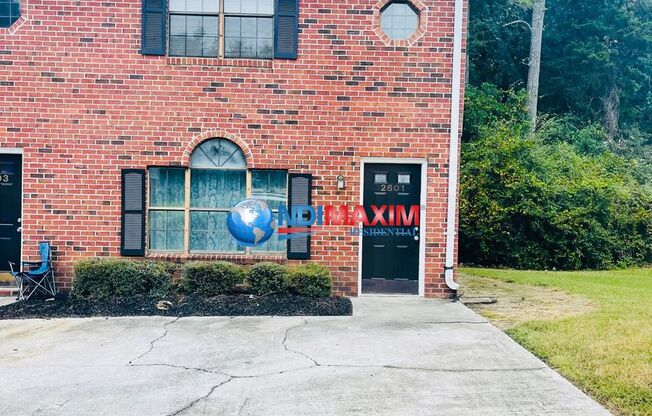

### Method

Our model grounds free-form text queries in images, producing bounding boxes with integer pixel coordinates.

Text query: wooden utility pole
[527,0,546,132]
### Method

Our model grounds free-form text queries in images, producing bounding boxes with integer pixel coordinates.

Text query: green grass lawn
[460,267,652,416]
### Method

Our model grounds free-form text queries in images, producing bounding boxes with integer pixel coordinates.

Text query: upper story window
[0,0,20,28]
[380,1,419,40]
[141,0,298,59]
[169,0,220,57]
[224,0,274,59]
[168,0,274,59]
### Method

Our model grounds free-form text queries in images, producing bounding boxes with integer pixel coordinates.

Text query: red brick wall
[0,0,467,297]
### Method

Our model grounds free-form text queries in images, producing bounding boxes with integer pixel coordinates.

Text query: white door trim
[358,158,427,297]
[0,148,24,273]
[0,148,24,154]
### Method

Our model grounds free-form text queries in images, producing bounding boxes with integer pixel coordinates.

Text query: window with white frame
[148,139,287,254]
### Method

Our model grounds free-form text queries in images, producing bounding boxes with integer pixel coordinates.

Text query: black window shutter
[287,173,311,260]
[274,0,299,59]
[121,169,146,256]
[141,0,166,55]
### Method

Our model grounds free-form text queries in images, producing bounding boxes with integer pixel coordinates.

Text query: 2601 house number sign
[378,184,409,192]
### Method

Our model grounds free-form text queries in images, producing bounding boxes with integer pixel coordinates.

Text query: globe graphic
[227,199,275,247]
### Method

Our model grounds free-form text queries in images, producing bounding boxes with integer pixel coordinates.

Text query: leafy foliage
[181,261,244,296]
[247,262,288,295]
[469,0,651,130]
[535,116,609,156]
[468,0,652,170]
[72,258,174,299]
[539,0,652,132]
[468,0,531,89]
[463,83,529,141]
[460,115,652,269]
[287,264,333,298]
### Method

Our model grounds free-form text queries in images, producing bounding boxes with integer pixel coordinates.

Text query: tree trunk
[527,0,546,132]
[603,83,621,141]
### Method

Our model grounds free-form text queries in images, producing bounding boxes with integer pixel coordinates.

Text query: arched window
[190,139,247,169]
[190,139,247,252]
[147,138,287,254]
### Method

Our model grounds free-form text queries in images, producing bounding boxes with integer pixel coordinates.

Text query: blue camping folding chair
[8,242,56,300]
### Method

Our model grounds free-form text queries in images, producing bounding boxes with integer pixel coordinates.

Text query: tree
[526,0,545,131]
[539,0,652,139]
[502,0,546,131]
[471,0,546,131]
[467,0,530,89]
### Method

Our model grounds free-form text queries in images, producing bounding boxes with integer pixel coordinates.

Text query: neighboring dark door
[362,163,421,294]
[0,154,22,271]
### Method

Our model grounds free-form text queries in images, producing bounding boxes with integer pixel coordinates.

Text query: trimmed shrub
[181,261,244,296]
[247,262,288,295]
[287,263,332,298]
[72,258,173,299]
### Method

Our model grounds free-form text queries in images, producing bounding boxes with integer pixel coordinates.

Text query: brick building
[0,0,467,297]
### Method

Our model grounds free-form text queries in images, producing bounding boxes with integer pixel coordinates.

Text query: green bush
[181,261,244,296]
[247,262,288,295]
[287,264,332,298]
[460,120,652,270]
[462,83,529,141]
[72,258,173,299]
[536,115,609,156]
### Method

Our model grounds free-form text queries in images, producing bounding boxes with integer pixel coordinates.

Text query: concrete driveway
[0,297,610,416]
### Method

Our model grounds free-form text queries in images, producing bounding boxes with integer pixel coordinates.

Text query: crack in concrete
[30,398,70,415]
[278,318,548,375]
[129,317,180,364]
[276,318,545,375]
[237,397,250,416]
[130,361,316,380]
[282,318,320,366]
[134,357,549,415]
[125,317,550,416]
[56,398,71,409]
[167,377,234,416]
[129,362,229,376]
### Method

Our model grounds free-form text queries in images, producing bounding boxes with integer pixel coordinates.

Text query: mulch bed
[0,293,353,319]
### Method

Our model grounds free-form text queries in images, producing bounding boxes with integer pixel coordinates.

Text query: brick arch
[181,130,254,167]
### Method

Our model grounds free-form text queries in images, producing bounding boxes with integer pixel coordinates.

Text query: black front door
[0,154,22,272]
[362,163,421,294]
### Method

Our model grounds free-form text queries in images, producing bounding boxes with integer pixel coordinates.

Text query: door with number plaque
[0,154,22,277]
[362,163,421,294]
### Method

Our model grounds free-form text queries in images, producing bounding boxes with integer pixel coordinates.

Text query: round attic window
[380,2,419,40]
